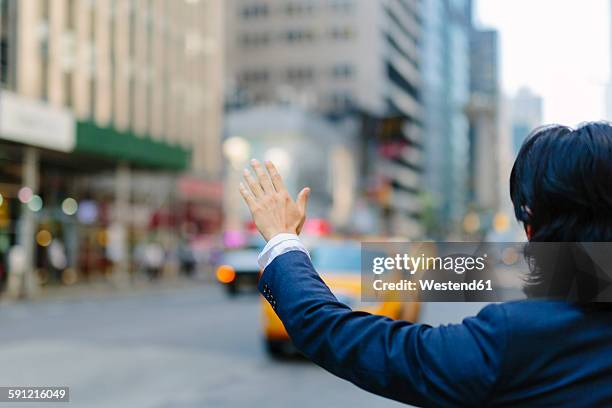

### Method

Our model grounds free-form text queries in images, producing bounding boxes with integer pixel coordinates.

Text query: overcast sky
[475,0,610,125]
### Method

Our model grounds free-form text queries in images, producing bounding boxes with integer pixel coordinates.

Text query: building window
[64,71,73,108]
[285,1,315,16]
[66,0,76,30]
[0,0,9,86]
[332,63,354,79]
[239,32,270,48]
[330,0,354,13]
[0,37,7,86]
[330,91,353,109]
[88,1,96,118]
[240,4,269,19]
[40,0,51,101]
[286,67,314,82]
[240,70,269,84]
[284,29,315,43]
[329,26,354,41]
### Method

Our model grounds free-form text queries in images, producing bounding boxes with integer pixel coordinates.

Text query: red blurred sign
[303,219,331,236]
[178,177,223,202]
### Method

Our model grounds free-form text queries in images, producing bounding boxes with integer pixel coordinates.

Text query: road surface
[0,284,486,407]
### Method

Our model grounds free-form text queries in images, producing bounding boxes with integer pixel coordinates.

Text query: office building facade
[421,0,472,237]
[0,0,224,296]
[510,87,543,155]
[1,0,223,174]
[225,0,424,237]
[467,28,500,215]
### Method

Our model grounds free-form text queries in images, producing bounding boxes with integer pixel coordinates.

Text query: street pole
[7,147,41,299]
[111,161,131,288]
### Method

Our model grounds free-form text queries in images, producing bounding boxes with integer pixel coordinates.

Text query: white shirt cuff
[258,233,309,270]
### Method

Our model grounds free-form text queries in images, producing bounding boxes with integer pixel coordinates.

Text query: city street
[0,284,486,408]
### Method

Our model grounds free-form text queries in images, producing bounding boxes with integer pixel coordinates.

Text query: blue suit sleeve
[258,250,508,407]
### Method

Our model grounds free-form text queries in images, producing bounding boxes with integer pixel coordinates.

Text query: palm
[239,160,310,241]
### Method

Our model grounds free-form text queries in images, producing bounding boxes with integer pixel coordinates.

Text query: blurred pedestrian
[177,238,196,277]
[136,239,165,281]
[48,239,67,283]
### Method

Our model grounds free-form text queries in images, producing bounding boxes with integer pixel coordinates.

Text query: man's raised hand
[239,159,310,241]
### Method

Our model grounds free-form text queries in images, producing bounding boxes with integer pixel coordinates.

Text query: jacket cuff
[257,233,309,270]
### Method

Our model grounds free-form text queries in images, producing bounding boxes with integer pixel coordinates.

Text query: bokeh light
[223,136,251,169]
[216,265,236,284]
[27,195,43,212]
[61,198,79,215]
[18,187,33,203]
[264,147,291,175]
[493,212,510,233]
[463,212,481,234]
[36,230,53,247]
[0,193,3,206]
[77,200,98,224]
[501,246,520,266]
[96,230,108,247]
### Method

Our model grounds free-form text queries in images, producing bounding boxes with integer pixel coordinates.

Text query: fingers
[265,161,286,193]
[296,187,310,235]
[243,168,264,198]
[239,182,257,211]
[250,159,275,194]
[296,187,310,212]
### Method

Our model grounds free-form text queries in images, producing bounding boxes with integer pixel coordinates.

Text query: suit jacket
[258,250,612,407]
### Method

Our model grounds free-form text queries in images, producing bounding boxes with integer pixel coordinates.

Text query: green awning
[75,121,190,170]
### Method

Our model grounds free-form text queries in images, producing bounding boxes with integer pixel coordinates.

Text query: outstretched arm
[239,160,507,407]
[258,250,506,407]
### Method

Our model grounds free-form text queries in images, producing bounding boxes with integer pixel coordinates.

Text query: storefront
[0,91,75,294]
[0,90,207,296]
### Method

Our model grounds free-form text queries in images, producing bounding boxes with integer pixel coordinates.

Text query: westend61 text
[373,279,493,292]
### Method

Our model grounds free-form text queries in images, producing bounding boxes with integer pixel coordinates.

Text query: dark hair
[510,122,612,300]
[510,122,612,242]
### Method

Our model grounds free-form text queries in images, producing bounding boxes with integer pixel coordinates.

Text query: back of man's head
[510,121,612,242]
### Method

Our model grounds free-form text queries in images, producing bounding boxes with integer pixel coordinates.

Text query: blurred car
[261,240,421,356]
[216,245,261,295]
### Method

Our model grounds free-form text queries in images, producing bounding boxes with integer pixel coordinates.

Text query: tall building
[421,0,472,237]
[466,28,500,215]
[0,0,223,174]
[225,0,424,237]
[0,0,224,296]
[226,0,421,116]
[510,87,543,155]
[491,88,543,242]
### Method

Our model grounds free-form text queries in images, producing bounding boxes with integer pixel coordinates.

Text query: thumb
[297,187,310,212]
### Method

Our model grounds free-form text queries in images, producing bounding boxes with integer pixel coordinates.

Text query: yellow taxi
[261,240,421,356]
